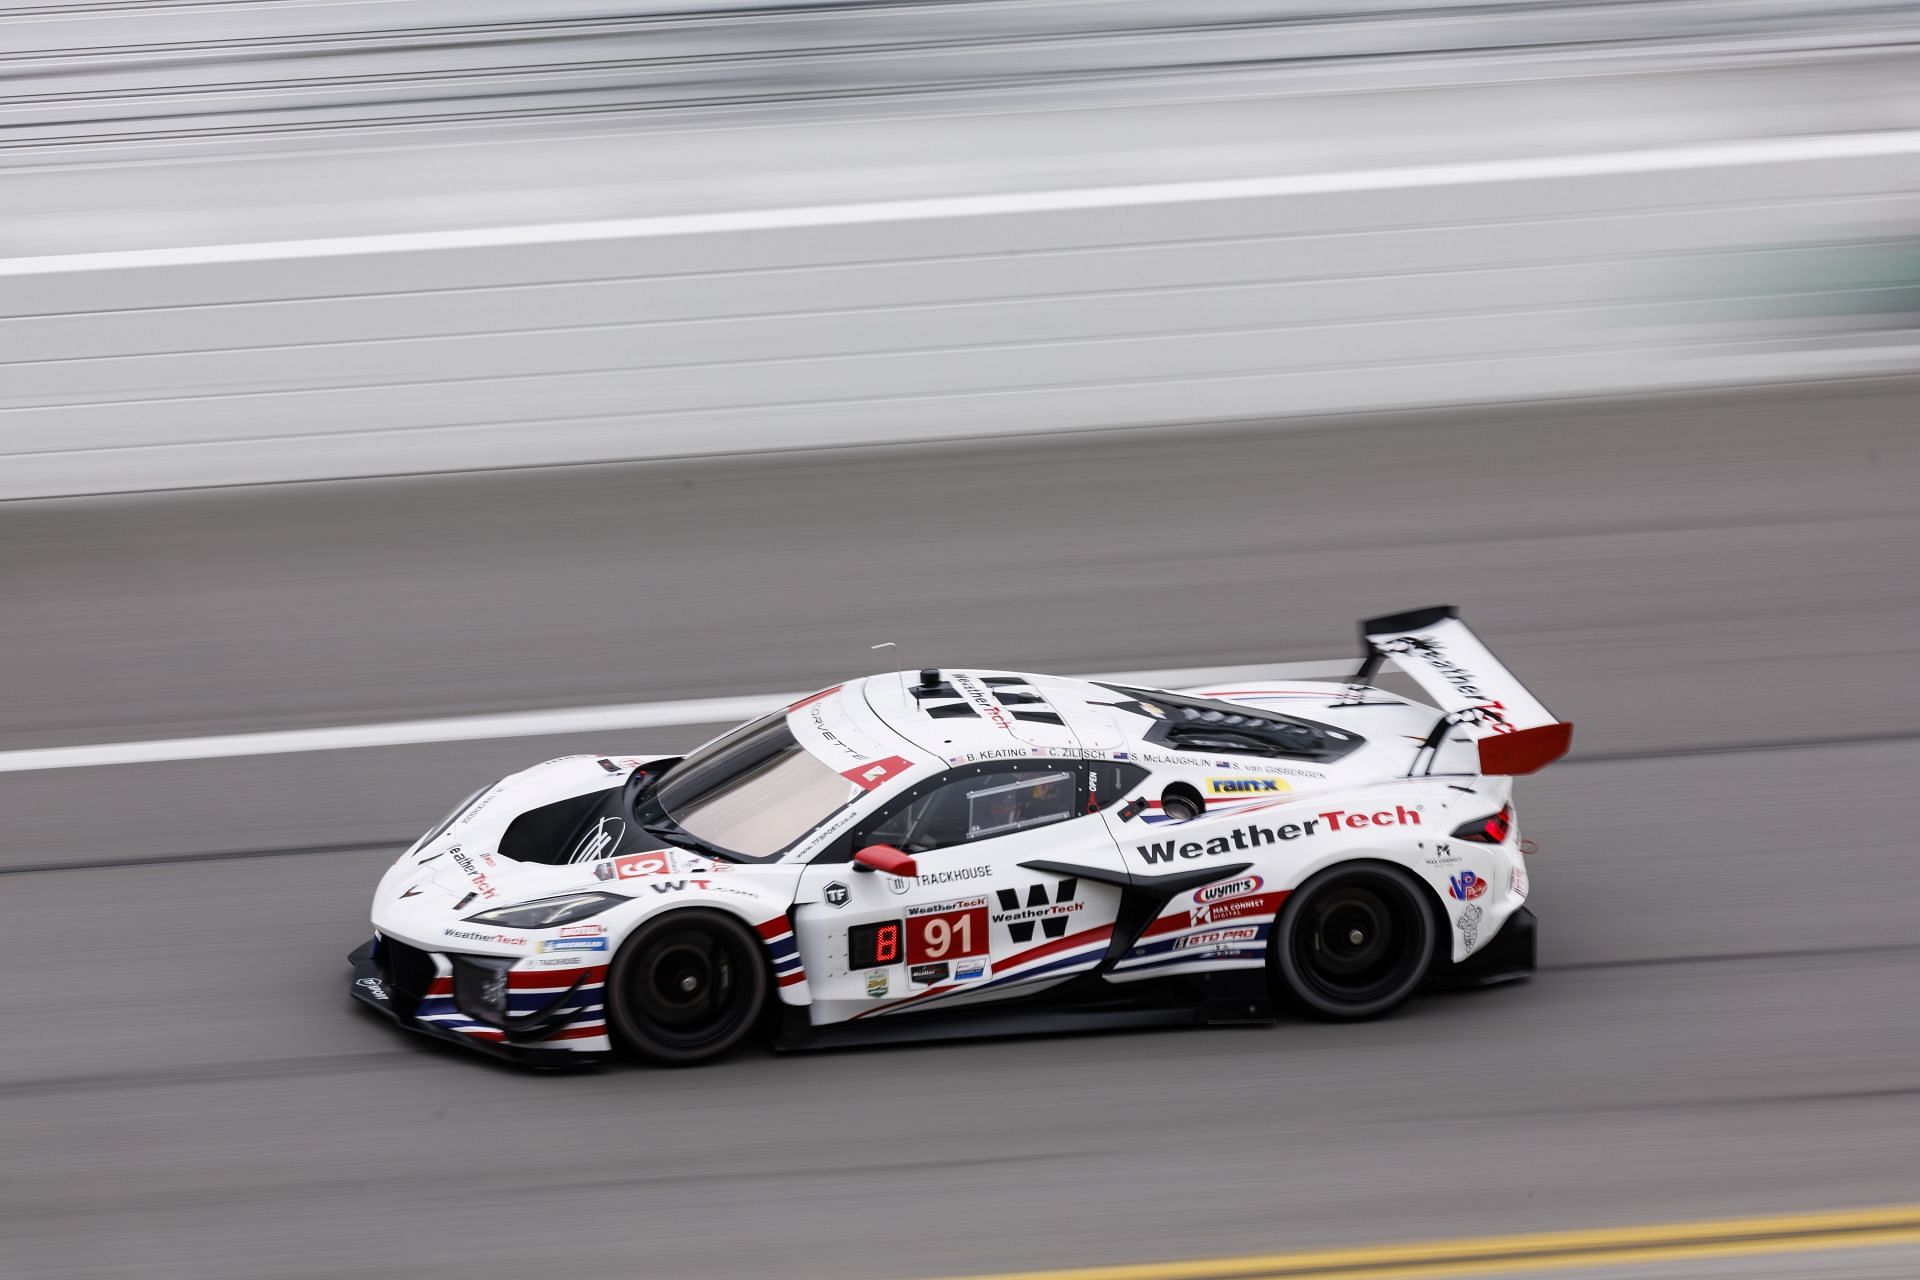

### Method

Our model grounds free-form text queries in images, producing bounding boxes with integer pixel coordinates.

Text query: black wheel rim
[622,924,755,1051]
[1289,872,1427,1007]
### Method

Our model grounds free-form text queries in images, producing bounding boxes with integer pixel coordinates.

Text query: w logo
[994,879,1079,943]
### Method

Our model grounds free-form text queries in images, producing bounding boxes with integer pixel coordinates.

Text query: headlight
[464,891,626,928]
[405,787,487,858]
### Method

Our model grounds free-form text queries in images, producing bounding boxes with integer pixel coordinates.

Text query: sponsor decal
[918,864,991,887]
[540,937,609,953]
[1191,896,1275,926]
[954,960,986,981]
[1188,878,1279,925]
[449,846,499,900]
[1173,926,1260,951]
[443,928,528,946]
[1423,840,1461,867]
[598,849,672,881]
[906,895,988,917]
[568,817,626,865]
[1456,903,1483,948]
[532,955,586,968]
[823,881,851,908]
[1509,862,1529,898]
[885,874,912,896]
[802,805,861,847]
[949,674,1016,733]
[1135,806,1422,863]
[842,756,916,792]
[1447,871,1488,901]
[354,977,389,1000]
[558,924,605,938]
[866,971,889,998]
[1194,876,1262,905]
[1378,634,1473,688]
[909,963,950,986]
[1450,700,1516,734]
[649,879,714,894]
[992,879,1081,944]
[1206,778,1290,796]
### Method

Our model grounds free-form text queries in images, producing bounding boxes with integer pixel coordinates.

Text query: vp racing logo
[569,817,625,864]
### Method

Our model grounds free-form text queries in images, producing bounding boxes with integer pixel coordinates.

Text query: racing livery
[349,606,1570,1066]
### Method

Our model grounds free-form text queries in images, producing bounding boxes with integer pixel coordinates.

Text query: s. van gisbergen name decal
[1136,806,1422,863]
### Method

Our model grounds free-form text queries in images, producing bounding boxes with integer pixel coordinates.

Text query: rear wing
[1357,605,1572,775]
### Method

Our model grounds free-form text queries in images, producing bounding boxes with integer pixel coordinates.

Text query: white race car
[349,607,1570,1066]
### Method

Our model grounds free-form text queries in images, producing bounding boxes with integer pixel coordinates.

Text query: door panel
[791,773,1130,1026]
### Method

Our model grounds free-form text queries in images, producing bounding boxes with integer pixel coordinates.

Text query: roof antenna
[871,641,907,705]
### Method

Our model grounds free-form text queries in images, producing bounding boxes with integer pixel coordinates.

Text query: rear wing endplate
[1358,605,1572,775]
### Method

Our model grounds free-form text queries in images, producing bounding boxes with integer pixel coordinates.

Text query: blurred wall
[2,1,1917,497]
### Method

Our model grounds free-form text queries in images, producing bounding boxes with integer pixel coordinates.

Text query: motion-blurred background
[3,3,1919,1278]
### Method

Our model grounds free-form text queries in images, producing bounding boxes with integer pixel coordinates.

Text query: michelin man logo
[1456,903,1484,949]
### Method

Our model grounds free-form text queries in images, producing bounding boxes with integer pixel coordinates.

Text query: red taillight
[1451,805,1512,844]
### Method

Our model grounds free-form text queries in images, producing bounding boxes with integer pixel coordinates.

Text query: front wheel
[1271,864,1435,1020]
[607,909,768,1065]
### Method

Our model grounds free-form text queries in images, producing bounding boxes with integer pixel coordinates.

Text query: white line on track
[0,660,1352,775]
[2,131,1915,277]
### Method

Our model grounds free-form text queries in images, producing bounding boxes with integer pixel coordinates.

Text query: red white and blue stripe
[757,916,808,991]
[852,921,1115,1019]
[413,962,610,1048]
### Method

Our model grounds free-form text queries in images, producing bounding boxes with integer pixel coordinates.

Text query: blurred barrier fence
[3,0,1916,152]
[1,132,1918,499]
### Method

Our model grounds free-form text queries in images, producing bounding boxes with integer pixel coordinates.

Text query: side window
[1089,762,1151,811]
[862,768,1078,855]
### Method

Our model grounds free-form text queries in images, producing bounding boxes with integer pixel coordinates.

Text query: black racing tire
[607,909,768,1065]
[1270,863,1436,1020]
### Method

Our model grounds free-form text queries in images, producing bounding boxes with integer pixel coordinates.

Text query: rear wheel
[1271,864,1435,1020]
[608,910,767,1065]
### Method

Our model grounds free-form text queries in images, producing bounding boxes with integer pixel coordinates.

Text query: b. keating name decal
[1136,806,1422,863]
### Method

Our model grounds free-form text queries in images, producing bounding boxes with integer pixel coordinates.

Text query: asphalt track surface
[5,376,1920,1279]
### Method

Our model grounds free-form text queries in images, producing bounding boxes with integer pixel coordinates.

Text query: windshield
[657,710,853,859]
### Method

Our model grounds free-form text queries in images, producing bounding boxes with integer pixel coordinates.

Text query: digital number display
[849,920,902,969]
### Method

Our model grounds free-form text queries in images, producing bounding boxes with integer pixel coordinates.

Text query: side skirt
[771,967,1273,1052]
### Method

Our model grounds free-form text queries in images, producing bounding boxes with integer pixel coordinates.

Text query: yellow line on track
[943,1204,1920,1280]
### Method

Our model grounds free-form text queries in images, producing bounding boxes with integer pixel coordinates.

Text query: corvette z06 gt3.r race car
[349,606,1571,1067]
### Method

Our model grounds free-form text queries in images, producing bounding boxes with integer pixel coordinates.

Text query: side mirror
[853,844,917,878]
